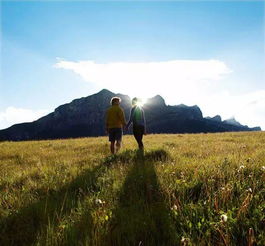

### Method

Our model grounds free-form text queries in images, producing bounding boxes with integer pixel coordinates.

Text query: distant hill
[0,89,261,141]
[223,117,246,127]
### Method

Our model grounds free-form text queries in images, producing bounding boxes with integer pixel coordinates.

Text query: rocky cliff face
[0,89,261,141]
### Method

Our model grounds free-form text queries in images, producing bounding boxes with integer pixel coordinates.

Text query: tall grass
[0,132,264,245]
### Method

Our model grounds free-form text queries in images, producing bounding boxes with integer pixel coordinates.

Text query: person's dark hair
[111,97,121,105]
[132,97,138,106]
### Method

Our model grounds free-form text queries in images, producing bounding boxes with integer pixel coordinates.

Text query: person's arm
[142,109,147,134]
[126,108,134,129]
[105,110,110,133]
[118,108,126,128]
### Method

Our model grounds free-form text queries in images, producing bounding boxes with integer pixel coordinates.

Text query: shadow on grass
[0,149,176,246]
[0,155,118,246]
[103,149,177,246]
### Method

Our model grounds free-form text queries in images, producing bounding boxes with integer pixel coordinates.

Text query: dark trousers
[133,125,145,148]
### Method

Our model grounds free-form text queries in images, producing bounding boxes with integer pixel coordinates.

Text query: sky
[1,0,264,130]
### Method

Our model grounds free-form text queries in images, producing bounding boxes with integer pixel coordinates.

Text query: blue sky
[1,1,264,129]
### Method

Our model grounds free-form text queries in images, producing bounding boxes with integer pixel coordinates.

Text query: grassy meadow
[0,132,264,246]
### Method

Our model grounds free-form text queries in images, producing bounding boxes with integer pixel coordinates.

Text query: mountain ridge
[0,89,261,141]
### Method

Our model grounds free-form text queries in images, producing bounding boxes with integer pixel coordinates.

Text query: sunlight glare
[135,98,147,107]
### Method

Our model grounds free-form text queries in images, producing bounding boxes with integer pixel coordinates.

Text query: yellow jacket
[106,105,126,129]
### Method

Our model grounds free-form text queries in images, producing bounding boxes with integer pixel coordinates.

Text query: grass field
[0,132,264,246]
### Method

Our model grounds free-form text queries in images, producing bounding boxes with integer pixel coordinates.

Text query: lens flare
[135,98,147,107]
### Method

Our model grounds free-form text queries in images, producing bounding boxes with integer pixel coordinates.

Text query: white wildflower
[261,166,265,171]
[220,214,228,222]
[95,198,104,205]
[247,188,253,194]
[238,165,245,172]
[171,204,178,211]
[181,236,190,245]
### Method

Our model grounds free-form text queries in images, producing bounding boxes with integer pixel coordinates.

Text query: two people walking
[105,97,146,154]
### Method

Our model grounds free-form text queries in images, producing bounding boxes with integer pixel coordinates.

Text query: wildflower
[95,198,104,205]
[180,172,185,178]
[247,188,253,194]
[171,204,178,211]
[238,165,245,172]
[261,166,265,171]
[248,227,254,236]
[181,237,190,245]
[220,214,228,222]
[247,228,255,246]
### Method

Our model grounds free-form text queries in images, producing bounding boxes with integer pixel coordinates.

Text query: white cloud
[0,107,49,130]
[200,90,265,130]
[54,59,264,130]
[232,91,265,130]
[54,59,232,100]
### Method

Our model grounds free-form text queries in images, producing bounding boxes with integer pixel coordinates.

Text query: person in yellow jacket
[105,97,126,154]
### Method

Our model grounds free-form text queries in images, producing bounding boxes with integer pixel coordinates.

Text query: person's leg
[110,141,115,154]
[133,125,143,149]
[138,126,144,149]
[133,126,139,146]
[109,129,116,154]
[113,128,122,154]
[115,140,121,153]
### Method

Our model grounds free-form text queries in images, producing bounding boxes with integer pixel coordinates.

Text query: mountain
[223,117,244,127]
[205,116,262,131]
[205,115,222,122]
[0,89,261,141]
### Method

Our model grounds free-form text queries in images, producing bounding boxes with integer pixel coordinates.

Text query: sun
[135,98,147,107]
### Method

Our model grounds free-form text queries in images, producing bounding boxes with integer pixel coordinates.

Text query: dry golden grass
[0,132,264,245]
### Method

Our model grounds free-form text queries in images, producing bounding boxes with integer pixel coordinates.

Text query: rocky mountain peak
[97,89,114,96]
[224,117,243,127]
[146,95,166,107]
[0,89,261,141]
[205,115,222,122]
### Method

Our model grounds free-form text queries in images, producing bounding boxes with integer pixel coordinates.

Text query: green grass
[0,132,265,245]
